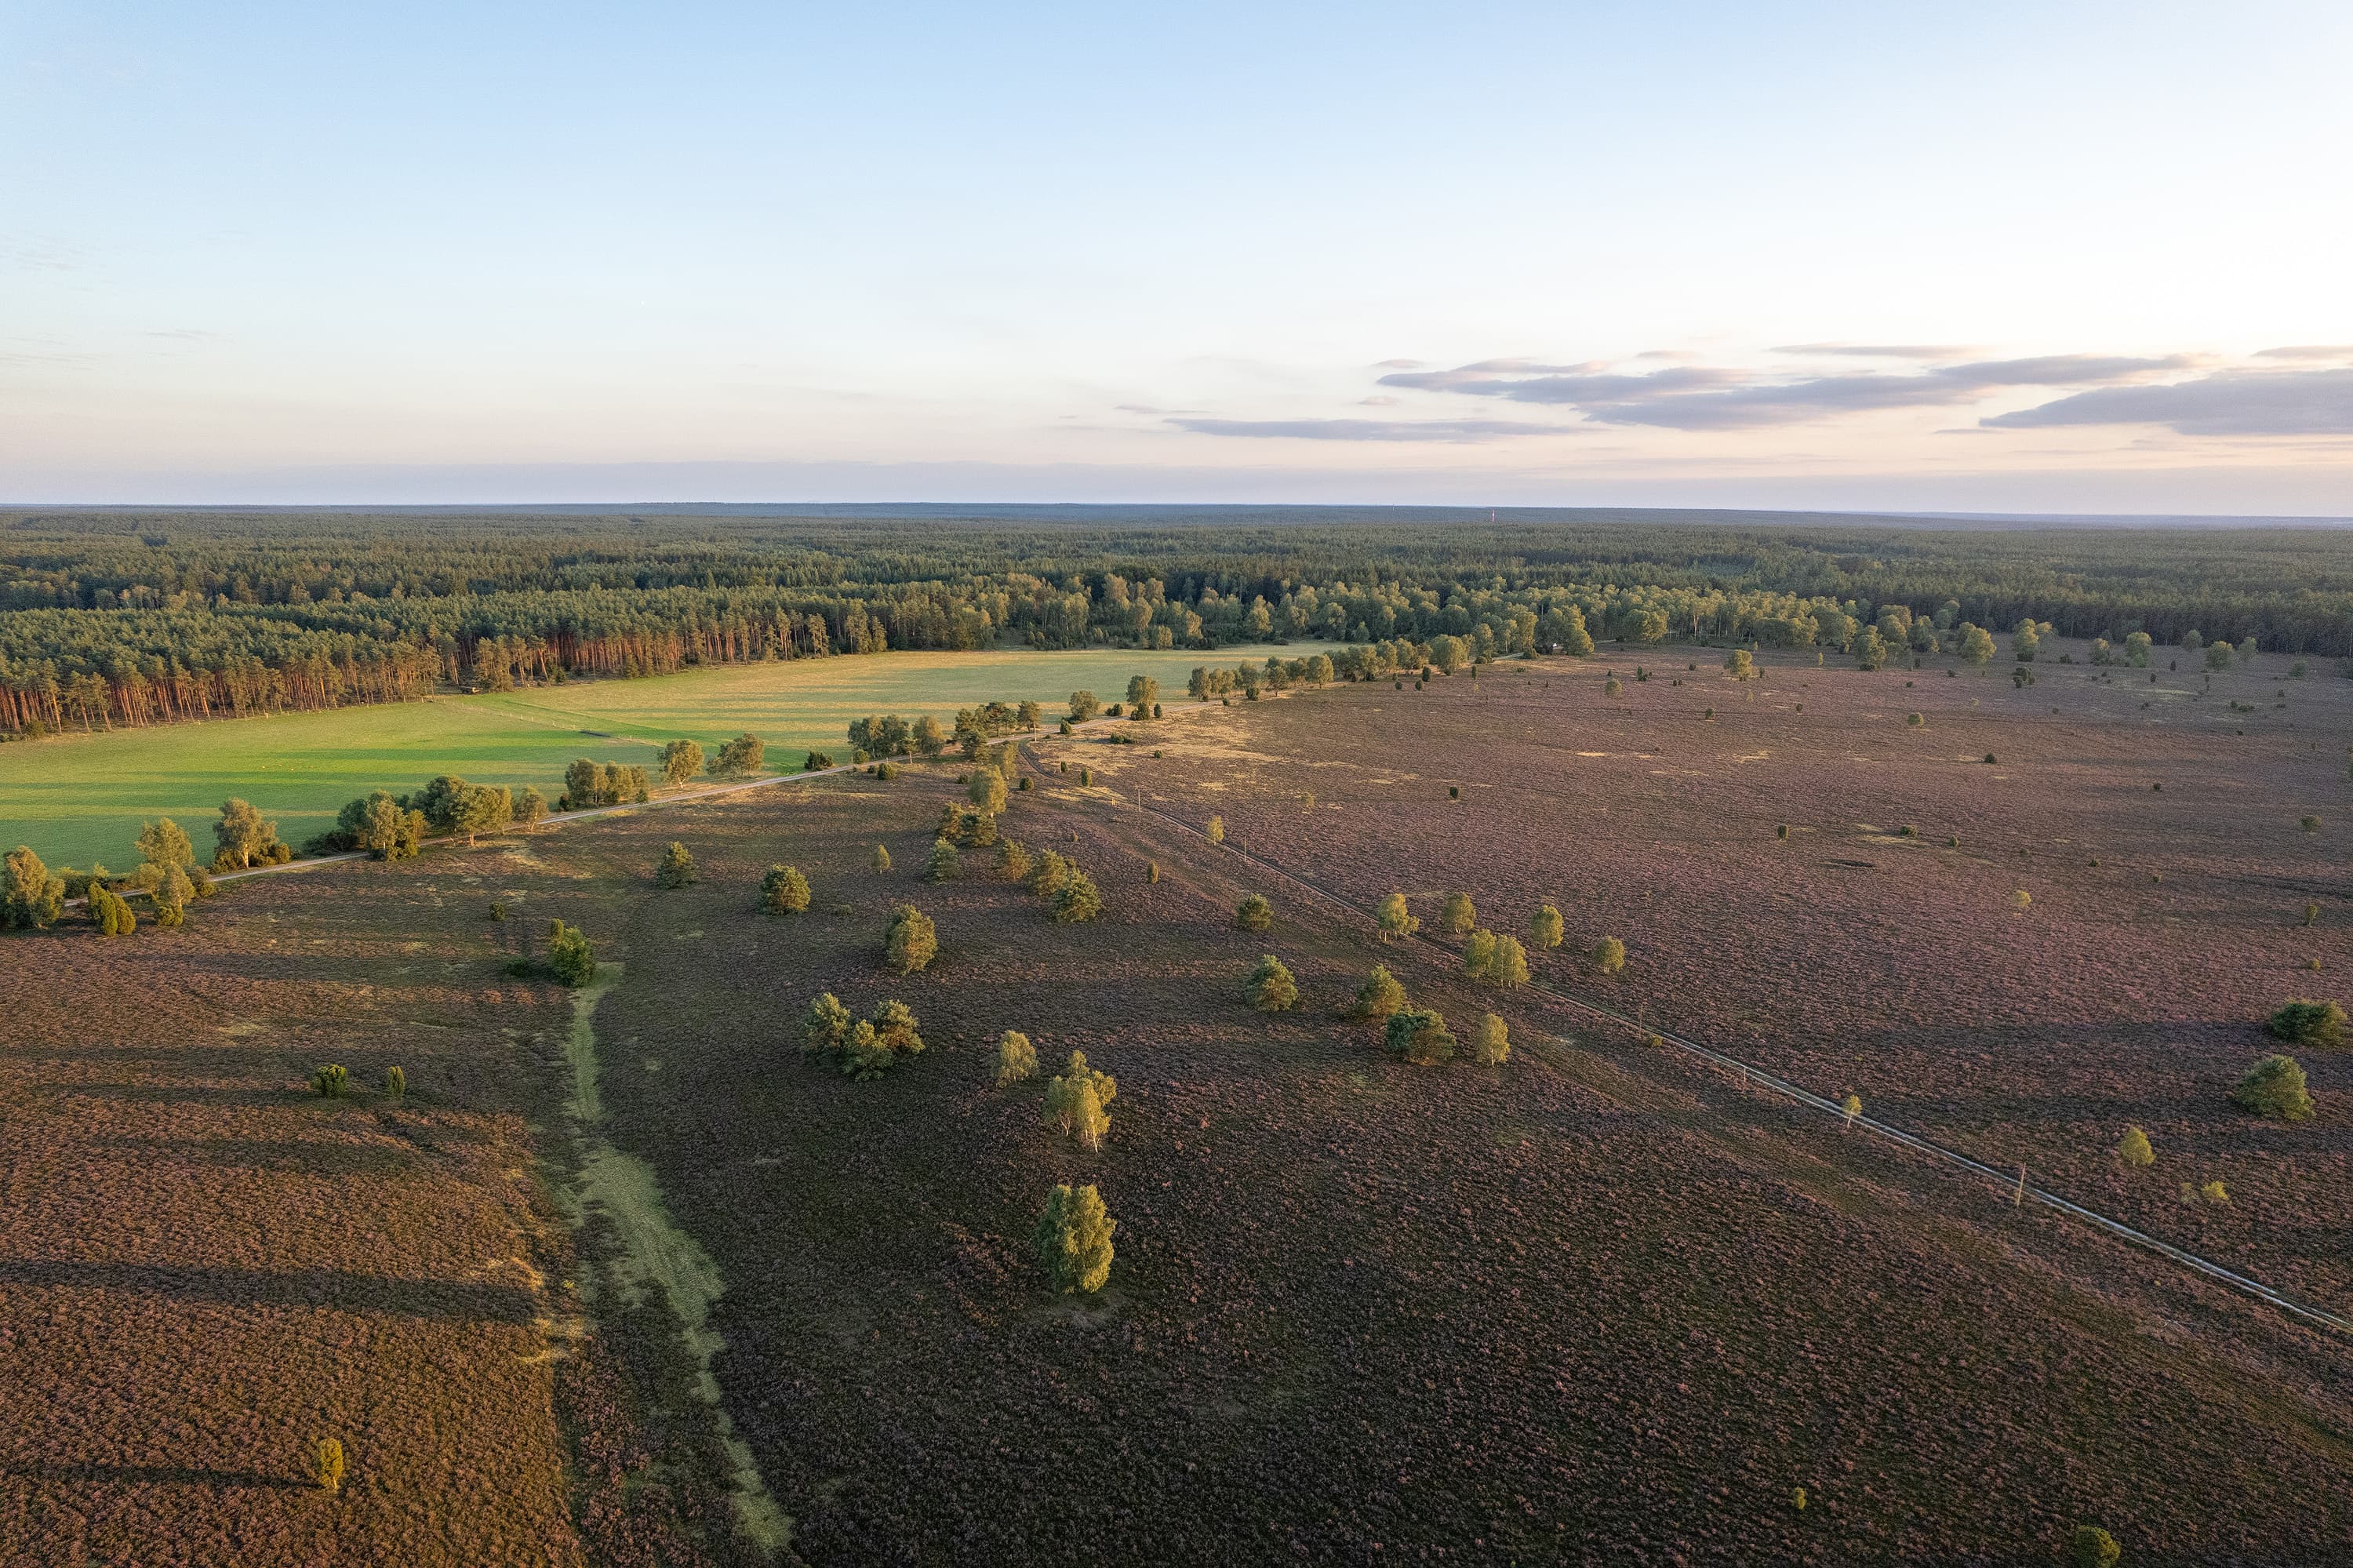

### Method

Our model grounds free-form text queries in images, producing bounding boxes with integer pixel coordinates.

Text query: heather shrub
[1235,893,1273,932]
[995,1029,1038,1086]
[760,864,812,915]
[883,904,937,973]
[1349,964,1406,1020]
[1529,903,1563,949]
[1438,891,1475,934]
[1035,1182,1115,1294]
[1376,892,1419,941]
[2231,1054,2315,1120]
[1246,953,1300,1011]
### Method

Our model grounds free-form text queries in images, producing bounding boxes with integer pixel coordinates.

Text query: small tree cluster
[804,992,926,1079]
[561,759,651,809]
[759,864,812,915]
[883,904,938,973]
[90,881,136,935]
[213,797,290,870]
[1246,953,1300,1011]
[311,1063,349,1097]
[399,774,515,842]
[1046,1050,1117,1148]
[712,733,766,777]
[1035,1182,1115,1294]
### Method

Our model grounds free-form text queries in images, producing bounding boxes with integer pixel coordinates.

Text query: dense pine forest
[5,506,2351,734]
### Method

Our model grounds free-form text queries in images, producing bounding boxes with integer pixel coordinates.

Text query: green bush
[385,1064,406,1097]
[2068,1525,2120,1568]
[7,845,71,929]
[883,904,937,973]
[1052,869,1103,923]
[802,992,852,1056]
[760,864,812,915]
[997,839,1034,881]
[90,883,137,936]
[1348,964,1406,1020]
[1593,936,1626,974]
[1035,1182,1115,1293]
[1235,893,1273,932]
[547,920,596,987]
[871,842,892,873]
[994,1029,1038,1086]
[968,767,1008,813]
[1488,933,1529,988]
[2231,1053,2315,1121]
[1030,849,1072,898]
[2267,999,2345,1046]
[1384,1008,1457,1065]
[311,1064,349,1097]
[655,842,697,887]
[1247,953,1299,1011]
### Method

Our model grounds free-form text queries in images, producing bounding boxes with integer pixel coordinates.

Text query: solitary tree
[1529,904,1564,950]
[2,845,66,930]
[1377,892,1420,941]
[760,864,812,915]
[1235,893,1273,932]
[1471,1013,1511,1066]
[883,904,938,973]
[871,842,892,873]
[1464,927,1498,979]
[997,839,1034,881]
[995,1029,1038,1086]
[547,919,597,986]
[1045,1050,1117,1144]
[1349,964,1407,1020]
[136,817,196,875]
[315,1437,347,1494]
[926,837,961,882]
[1959,624,1996,665]
[1126,674,1162,715]
[2267,999,2346,1047]
[660,739,705,786]
[1384,1008,1457,1065]
[515,786,549,830]
[1724,648,1755,680]
[213,798,285,870]
[1206,815,1224,845]
[1438,891,1475,934]
[2231,1054,2315,1121]
[1593,936,1627,974]
[1842,1092,1864,1130]
[713,733,766,777]
[1247,953,1300,1011]
[1067,690,1101,722]
[2118,1126,2155,1168]
[1052,868,1103,922]
[968,767,1008,813]
[656,842,697,887]
[1035,1183,1116,1294]
[2068,1525,2121,1568]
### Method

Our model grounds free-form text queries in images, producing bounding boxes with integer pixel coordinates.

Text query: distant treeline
[6,509,2351,733]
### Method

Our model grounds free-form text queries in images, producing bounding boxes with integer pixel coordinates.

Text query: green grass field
[0,644,1290,871]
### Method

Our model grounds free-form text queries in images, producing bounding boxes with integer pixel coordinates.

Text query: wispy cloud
[1982,367,2353,436]
[1169,416,1566,442]
[1772,342,1975,359]
[2254,345,2353,362]
[1377,354,2205,430]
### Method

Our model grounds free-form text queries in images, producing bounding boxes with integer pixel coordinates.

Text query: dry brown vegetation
[5,638,2349,1564]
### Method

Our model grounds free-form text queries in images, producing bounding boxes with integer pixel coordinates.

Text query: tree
[144,862,195,927]
[2118,1126,2155,1168]
[995,1029,1038,1086]
[926,837,961,882]
[1046,1050,1118,1145]
[912,715,948,756]
[1349,964,1406,1020]
[2205,639,2234,671]
[1438,892,1475,934]
[1593,936,1626,973]
[1235,893,1273,932]
[1853,626,1888,671]
[1489,933,1529,988]
[547,919,596,986]
[2231,1054,2315,1121]
[2068,1525,2121,1568]
[1377,892,1420,941]
[871,842,892,873]
[2267,999,2345,1046]
[1052,869,1103,922]
[760,864,811,915]
[1031,849,1072,898]
[1016,700,1042,729]
[315,1437,347,1494]
[90,882,136,935]
[656,842,697,886]
[3,842,64,927]
[1723,648,1754,680]
[1958,624,1995,665]
[2123,631,2152,666]
[515,787,548,829]
[802,992,852,1056]
[1035,1183,1115,1294]
[1471,1013,1511,1065]
[1385,1008,1457,1065]
[2011,620,2040,662]
[884,904,937,973]
[804,751,835,772]
[1529,904,1563,949]
[968,766,1008,813]
[341,791,425,860]
[1125,674,1161,715]
[136,817,196,873]
[1464,928,1497,979]
[660,738,705,785]
[870,998,924,1056]
[1842,1092,1863,1129]
[1068,689,1101,722]
[1206,815,1224,845]
[713,733,766,777]
[213,798,285,870]
[1247,953,1299,1011]
[311,1063,348,1097]
[997,839,1033,881]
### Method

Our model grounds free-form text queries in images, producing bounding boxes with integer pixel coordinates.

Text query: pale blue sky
[5,2,2351,509]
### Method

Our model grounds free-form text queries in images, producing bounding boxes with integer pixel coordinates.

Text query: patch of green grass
[0,643,1289,868]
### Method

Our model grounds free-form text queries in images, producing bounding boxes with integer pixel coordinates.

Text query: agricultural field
[0,642,1287,873]
[5,638,2349,1565]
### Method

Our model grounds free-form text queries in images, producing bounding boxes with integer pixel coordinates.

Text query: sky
[4,1,2351,512]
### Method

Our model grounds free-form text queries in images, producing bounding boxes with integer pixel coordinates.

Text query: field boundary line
[1100,784,2352,1341]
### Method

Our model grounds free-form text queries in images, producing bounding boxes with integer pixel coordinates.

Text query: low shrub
[2231,1053,2315,1120]
[2267,999,2345,1046]
[760,864,812,915]
[548,919,596,986]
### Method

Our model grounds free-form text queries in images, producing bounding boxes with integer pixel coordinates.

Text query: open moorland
[0,643,1288,872]
[5,638,2350,1566]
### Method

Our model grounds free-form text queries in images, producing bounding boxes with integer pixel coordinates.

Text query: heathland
[4,637,2345,1565]
[0,643,1286,871]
